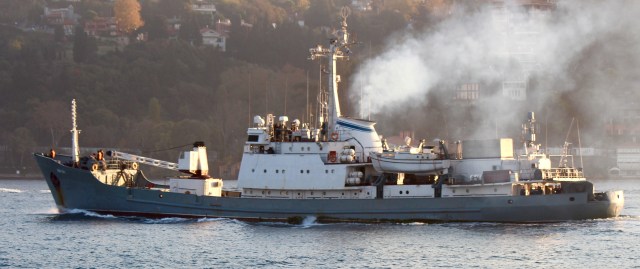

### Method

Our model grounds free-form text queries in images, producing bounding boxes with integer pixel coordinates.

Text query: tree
[114,0,145,34]
[73,25,97,63]
[178,15,202,45]
[8,127,36,169]
[304,1,334,29]
[53,25,65,43]
[148,97,161,121]
[157,0,193,18]
[142,15,168,41]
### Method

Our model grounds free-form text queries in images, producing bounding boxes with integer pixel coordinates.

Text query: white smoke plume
[350,1,640,144]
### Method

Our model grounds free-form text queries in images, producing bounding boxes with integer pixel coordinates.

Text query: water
[1,179,639,268]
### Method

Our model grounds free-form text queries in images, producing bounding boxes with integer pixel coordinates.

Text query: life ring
[328,154,337,163]
[91,163,98,171]
[331,132,339,141]
[131,162,139,170]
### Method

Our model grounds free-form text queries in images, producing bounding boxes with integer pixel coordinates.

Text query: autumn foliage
[114,0,144,34]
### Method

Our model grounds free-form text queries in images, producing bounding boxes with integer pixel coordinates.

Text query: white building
[490,1,554,101]
[200,27,226,51]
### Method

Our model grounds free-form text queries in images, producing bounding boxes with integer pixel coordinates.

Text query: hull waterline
[35,154,624,223]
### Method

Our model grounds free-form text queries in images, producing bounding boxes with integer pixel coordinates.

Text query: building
[192,0,216,24]
[44,5,79,35]
[200,26,226,51]
[453,83,480,103]
[606,107,640,177]
[84,17,118,37]
[490,0,555,101]
[452,0,554,102]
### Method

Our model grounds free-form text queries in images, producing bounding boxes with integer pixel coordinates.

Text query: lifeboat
[369,147,450,174]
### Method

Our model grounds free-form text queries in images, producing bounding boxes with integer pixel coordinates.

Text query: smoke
[351,1,640,144]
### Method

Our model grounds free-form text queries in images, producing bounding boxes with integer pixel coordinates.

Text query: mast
[309,6,352,136]
[70,99,81,165]
[522,111,539,155]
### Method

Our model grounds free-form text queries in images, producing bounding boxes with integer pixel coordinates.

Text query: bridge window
[247,135,259,142]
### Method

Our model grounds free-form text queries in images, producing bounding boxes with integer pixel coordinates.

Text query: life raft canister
[331,132,339,141]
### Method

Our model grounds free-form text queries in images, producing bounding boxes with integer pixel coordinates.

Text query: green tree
[148,97,161,121]
[142,15,168,41]
[53,25,65,43]
[178,15,202,45]
[73,25,97,63]
[8,127,36,169]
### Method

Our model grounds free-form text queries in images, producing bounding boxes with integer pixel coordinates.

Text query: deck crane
[106,150,179,171]
[106,142,210,178]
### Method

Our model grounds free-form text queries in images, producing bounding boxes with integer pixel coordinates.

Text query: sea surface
[0,178,639,268]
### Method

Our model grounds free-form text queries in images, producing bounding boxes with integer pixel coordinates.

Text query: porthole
[300,170,304,174]
[301,147,304,151]
[282,170,285,174]
[366,192,370,195]
[569,197,575,201]
[342,193,345,196]
[322,192,326,195]
[325,170,328,174]
[252,169,255,173]
[399,191,403,194]
[508,199,513,204]
[311,191,314,195]
[466,189,469,193]
[306,170,310,174]
[453,189,456,193]
[159,194,163,198]
[261,191,265,194]
[494,188,497,192]
[264,169,267,173]
[406,190,410,195]
[276,170,279,173]
[307,147,311,151]
[331,169,334,173]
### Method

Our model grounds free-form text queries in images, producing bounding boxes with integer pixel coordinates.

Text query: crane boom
[107,150,179,171]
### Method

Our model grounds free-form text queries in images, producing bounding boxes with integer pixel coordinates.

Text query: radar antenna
[308,6,354,140]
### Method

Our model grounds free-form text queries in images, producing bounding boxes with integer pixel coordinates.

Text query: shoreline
[0,174,43,180]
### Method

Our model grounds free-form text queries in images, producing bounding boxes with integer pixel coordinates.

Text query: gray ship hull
[34,154,624,223]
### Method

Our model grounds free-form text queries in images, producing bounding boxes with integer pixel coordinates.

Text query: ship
[34,9,623,223]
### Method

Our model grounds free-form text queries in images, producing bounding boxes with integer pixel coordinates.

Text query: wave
[142,217,193,224]
[48,209,119,221]
[39,190,51,193]
[245,216,329,228]
[0,188,23,193]
[197,217,230,223]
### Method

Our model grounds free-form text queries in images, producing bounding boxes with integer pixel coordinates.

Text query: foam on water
[64,208,118,219]
[0,188,23,193]
[142,217,192,224]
